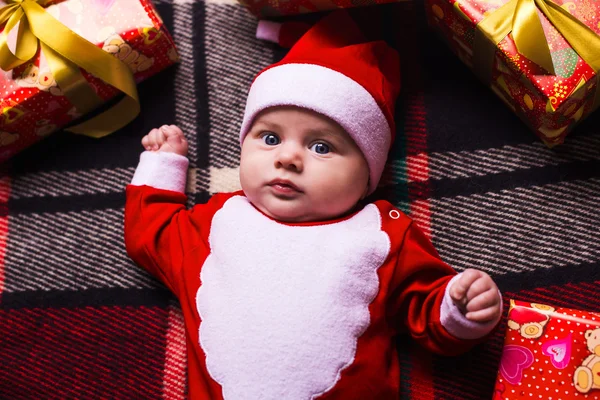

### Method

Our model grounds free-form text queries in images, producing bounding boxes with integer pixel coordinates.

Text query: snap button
[389,210,400,220]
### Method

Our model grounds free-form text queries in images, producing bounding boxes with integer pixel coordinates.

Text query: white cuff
[256,20,281,43]
[131,151,189,193]
[440,273,502,340]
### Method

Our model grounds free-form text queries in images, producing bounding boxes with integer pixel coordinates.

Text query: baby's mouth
[267,179,303,195]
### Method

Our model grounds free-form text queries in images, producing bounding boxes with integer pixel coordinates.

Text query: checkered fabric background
[0,0,599,398]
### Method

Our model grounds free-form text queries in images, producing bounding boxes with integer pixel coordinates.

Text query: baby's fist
[450,269,501,323]
[141,125,188,157]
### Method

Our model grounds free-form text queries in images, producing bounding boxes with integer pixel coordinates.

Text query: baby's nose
[275,145,303,171]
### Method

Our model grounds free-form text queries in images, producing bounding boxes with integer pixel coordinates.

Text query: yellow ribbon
[0,0,139,138]
[473,0,600,110]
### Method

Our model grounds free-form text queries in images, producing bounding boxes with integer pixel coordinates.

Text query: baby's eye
[262,133,280,146]
[310,142,330,154]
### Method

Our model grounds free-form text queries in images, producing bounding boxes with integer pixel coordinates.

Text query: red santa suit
[124,151,500,400]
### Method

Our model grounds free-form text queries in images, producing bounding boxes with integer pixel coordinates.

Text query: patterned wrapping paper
[494,300,600,399]
[425,0,600,146]
[239,0,405,18]
[0,0,179,163]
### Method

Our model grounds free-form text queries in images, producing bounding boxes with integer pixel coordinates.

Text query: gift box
[0,0,179,163]
[239,0,404,18]
[493,299,600,398]
[425,0,600,146]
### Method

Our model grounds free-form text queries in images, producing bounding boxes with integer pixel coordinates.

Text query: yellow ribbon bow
[474,0,600,110]
[0,0,139,138]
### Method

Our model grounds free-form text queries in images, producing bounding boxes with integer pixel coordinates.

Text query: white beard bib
[196,196,391,400]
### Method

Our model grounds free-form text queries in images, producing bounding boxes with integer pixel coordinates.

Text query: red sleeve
[383,203,496,355]
[124,184,236,296]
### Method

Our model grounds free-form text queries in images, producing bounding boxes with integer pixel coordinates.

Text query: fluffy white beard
[196,196,390,400]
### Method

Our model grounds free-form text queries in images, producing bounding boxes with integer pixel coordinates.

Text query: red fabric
[508,305,548,325]
[0,306,170,399]
[124,186,485,400]
[125,188,235,400]
[0,176,8,299]
[278,21,312,48]
[257,11,401,142]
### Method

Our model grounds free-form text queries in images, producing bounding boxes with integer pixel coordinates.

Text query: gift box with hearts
[0,0,179,162]
[493,299,600,398]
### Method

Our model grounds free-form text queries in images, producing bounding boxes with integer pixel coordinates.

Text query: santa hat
[239,11,401,194]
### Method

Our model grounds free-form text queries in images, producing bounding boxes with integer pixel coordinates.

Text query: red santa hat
[239,11,401,194]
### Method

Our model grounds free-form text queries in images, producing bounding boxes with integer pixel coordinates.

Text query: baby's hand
[449,269,502,323]
[141,125,188,157]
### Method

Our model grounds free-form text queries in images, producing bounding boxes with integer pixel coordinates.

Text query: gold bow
[473,0,600,110]
[0,0,139,138]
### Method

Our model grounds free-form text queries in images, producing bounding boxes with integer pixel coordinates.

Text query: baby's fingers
[141,134,151,150]
[466,288,500,313]
[465,305,501,323]
[152,127,167,146]
[161,124,184,138]
[450,269,481,303]
[142,128,161,151]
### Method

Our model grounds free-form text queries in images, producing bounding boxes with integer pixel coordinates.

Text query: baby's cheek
[329,168,367,198]
[239,157,261,192]
[315,183,361,216]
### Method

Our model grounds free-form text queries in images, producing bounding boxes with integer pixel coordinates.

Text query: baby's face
[240,106,370,223]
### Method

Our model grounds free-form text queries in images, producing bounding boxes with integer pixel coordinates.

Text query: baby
[125,11,502,400]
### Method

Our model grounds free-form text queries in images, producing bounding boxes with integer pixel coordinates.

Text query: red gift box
[0,0,179,163]
[239,0,406,18]
[425,0,600,146]
[494,299,600,399]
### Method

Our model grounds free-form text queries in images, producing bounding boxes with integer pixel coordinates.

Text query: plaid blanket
[1,0,599,398]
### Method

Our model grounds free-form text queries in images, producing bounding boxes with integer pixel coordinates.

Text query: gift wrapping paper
[494,299,600,399]
[425,0,600,146]
[239,0,405,18]
[0,0,179,163]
